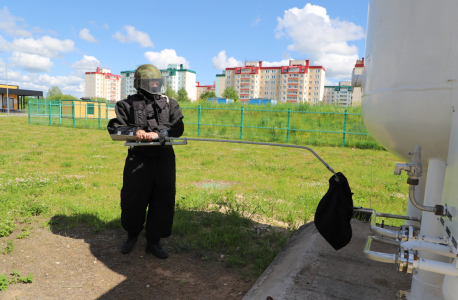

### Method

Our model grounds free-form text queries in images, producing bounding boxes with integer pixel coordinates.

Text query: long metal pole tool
[124,137,338,177]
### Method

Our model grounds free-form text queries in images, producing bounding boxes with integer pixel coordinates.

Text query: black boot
[145,243,168,259]
[121,236,138,254]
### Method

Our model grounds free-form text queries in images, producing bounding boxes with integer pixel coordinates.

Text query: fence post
[286,108,291,143]
[342,110,348,147]
[85,103,87,122]
[28,101,31,124]
[72,102,75,128]
[106,104,109,121]
[59,102,62,124]
[48,102,52,126]
[240,107,244,140]
[197,105,201,137]
[98,102,101,129]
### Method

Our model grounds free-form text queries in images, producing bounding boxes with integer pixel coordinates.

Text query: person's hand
[136,130,146,141]
[144,132,159,142]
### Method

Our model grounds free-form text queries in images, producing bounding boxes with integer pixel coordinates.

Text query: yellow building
[61,100,116,119]
[0,84,43,111]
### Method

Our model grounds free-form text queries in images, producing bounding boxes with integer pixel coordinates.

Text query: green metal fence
[28,99,116,130]
[180,106,377,148]
[28,100,379,149]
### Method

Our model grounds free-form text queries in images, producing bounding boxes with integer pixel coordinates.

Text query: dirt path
[0,225,255,300]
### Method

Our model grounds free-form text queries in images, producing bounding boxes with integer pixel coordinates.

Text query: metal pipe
[127,137,338,177]
[409,185,437,214]
[401,241,455,258]
[352,207,422,222]
[372,236,400,246]
[184,138,337,176]
[370,225,400,239]
[363,236,397,263]
[413,258,458,277]
[376,212,422,222]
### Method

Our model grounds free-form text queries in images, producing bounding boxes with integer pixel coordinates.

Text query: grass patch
[1,117,408,277]
[28,102,380,150]
[0,271,33,291]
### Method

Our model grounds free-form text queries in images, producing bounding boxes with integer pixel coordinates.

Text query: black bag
[314,172,354,250]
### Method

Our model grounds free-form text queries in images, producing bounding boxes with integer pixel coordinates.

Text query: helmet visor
[137,77,166,94]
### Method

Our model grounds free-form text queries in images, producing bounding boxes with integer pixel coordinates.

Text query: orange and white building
[85,67,121,101]
[196,82,215,100]
[216,60,325,104]
[351,58,364,106]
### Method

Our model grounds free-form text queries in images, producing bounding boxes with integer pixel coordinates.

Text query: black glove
[159,129,168,147]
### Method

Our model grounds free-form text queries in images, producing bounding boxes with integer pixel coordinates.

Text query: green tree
[165,82,177,99]
[222,87,239,101]
[47,94,79,101]
[176,88,190,102]
[199,91,217,102]
[46,86,63,98]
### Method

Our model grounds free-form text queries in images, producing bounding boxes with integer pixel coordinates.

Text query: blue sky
[0,1,368,98]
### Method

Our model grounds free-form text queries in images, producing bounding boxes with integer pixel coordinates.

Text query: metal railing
[181,106,371,147]
[28,101,375,148]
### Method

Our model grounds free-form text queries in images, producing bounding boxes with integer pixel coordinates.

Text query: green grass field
[28,101,381,149]
[0,116,408,276]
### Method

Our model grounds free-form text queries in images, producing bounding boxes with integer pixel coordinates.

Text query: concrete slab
[243,219,411,300]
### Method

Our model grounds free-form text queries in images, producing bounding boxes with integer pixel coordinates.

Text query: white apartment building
[323,82,353,107]
[120,70,135,100]
[120,64,197,101]
[351,58,364,106]
[216,60,326,104]
[85,67,121,102]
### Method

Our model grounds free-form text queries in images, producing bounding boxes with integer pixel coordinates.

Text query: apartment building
[161,64,197,101]
[215,71,226,97]
[120,70,136,100]
[351,58,364,106]
[85,67,121,102]
[217,60,325,104]
[323,82,353,106]
[120,64,197,101]
[196,82,215,100]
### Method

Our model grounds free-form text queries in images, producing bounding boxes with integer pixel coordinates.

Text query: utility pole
[0,51,9,116]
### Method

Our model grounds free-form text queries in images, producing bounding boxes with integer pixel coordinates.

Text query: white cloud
[212,50,243,70]
[70,55,100,70]
[0,7,31,37]
[324,78,336,86]
[0,35,75,58]
[0,68,85,95]
[262,59,293,67]
[32,26,44,34]
[47,29,58,36]
[70,55,100,76]
[144,49,189,69]
[275,3,365,79]
[102,23,109,29]
[79,28,98,43]
[9,51,54,73]
[252,16,261,26]
[113,25,154,47]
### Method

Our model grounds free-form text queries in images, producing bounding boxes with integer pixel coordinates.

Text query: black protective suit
[114,93,184,241]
